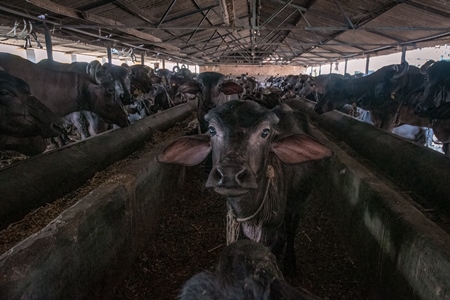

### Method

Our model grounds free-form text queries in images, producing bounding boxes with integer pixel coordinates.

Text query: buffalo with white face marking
[177,72,243,133]
[158,100,333,276]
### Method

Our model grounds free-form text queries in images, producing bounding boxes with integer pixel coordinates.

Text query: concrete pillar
[344,58,348,74]
[401,46,407,63]
[141,52,145,65]
[71,54,77,62]
[329,63,332,74]
[365,54,370,75]
[162,59,165,69]
[319,64,322,75]
[106,44,112,64]
[44,28,53,61]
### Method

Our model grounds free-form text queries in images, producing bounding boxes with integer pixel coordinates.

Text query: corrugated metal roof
[0,0,449,66]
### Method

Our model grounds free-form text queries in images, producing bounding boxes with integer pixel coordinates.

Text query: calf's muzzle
[206,163,258,190]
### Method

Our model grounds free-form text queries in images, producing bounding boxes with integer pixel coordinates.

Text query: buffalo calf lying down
[179,240,321,300]
[158,100,333,276]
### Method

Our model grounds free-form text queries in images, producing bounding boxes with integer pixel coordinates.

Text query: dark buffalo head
[156,68,173,86]
[313,75,349,114]
[178,72,244,132]
[356,62,419,109]
[87,77,129,128]
[101,63,132,104]
[0,70,62,138]
[158,100,332,197]
[87,61,132,105]
[129,65,154,94]
[415,60,450,116]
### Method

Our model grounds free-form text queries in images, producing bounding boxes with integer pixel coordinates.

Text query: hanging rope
[226,164,275,245]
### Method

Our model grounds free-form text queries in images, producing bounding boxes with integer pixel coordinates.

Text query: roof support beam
[333,0,354,28]
[74,0,116,12]
[298,0,403,64]
[202,29,218,51]
[56,24,450,32]
[260,0,292,29]
[405,2,450,20]
[164,5,219,24]
[157,0,177,27]
[115,0,158,25]
[365,30,406,43]
[219,0,236,27]
[25,0,180,51]
[187,9,211,43]
[270,0,347,25]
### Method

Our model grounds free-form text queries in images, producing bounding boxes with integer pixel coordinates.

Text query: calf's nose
[206,165,257,189]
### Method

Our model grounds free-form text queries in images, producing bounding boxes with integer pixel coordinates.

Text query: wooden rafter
[219,0,236,27]
[25,0,180,51]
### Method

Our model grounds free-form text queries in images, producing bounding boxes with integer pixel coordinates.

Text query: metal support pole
[401,45,407,63]
[329,63,332,74]
[162,59,166,69]
[44,28,53,61]
[365,54,370,75]
[141,52,145,65]
[106,44,112,64]
[319,64,322,75]
[344,58,348,74]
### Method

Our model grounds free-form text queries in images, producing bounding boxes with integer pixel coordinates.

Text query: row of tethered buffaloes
[0,51,449,157]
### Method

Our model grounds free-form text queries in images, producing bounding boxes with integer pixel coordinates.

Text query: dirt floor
[112,164,380,300]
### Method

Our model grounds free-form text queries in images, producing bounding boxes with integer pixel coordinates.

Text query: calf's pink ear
[221,82,244,95]
[271,134,333,164]
[158,135,211,166]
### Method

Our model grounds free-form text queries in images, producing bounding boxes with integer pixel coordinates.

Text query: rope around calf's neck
[226,165,275,245]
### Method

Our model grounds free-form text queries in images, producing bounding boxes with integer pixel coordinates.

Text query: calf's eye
[209,126,217,136]
[261,128,270,138]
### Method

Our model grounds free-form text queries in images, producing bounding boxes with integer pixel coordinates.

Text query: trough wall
[0,134,187,299]
[286,99,450,212]
[310,125,450,300]
[0,100,196,229]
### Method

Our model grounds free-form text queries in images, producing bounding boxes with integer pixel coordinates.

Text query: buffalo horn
[87,60,102,84]
[392,61,409,79]
[420,60,435,75]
